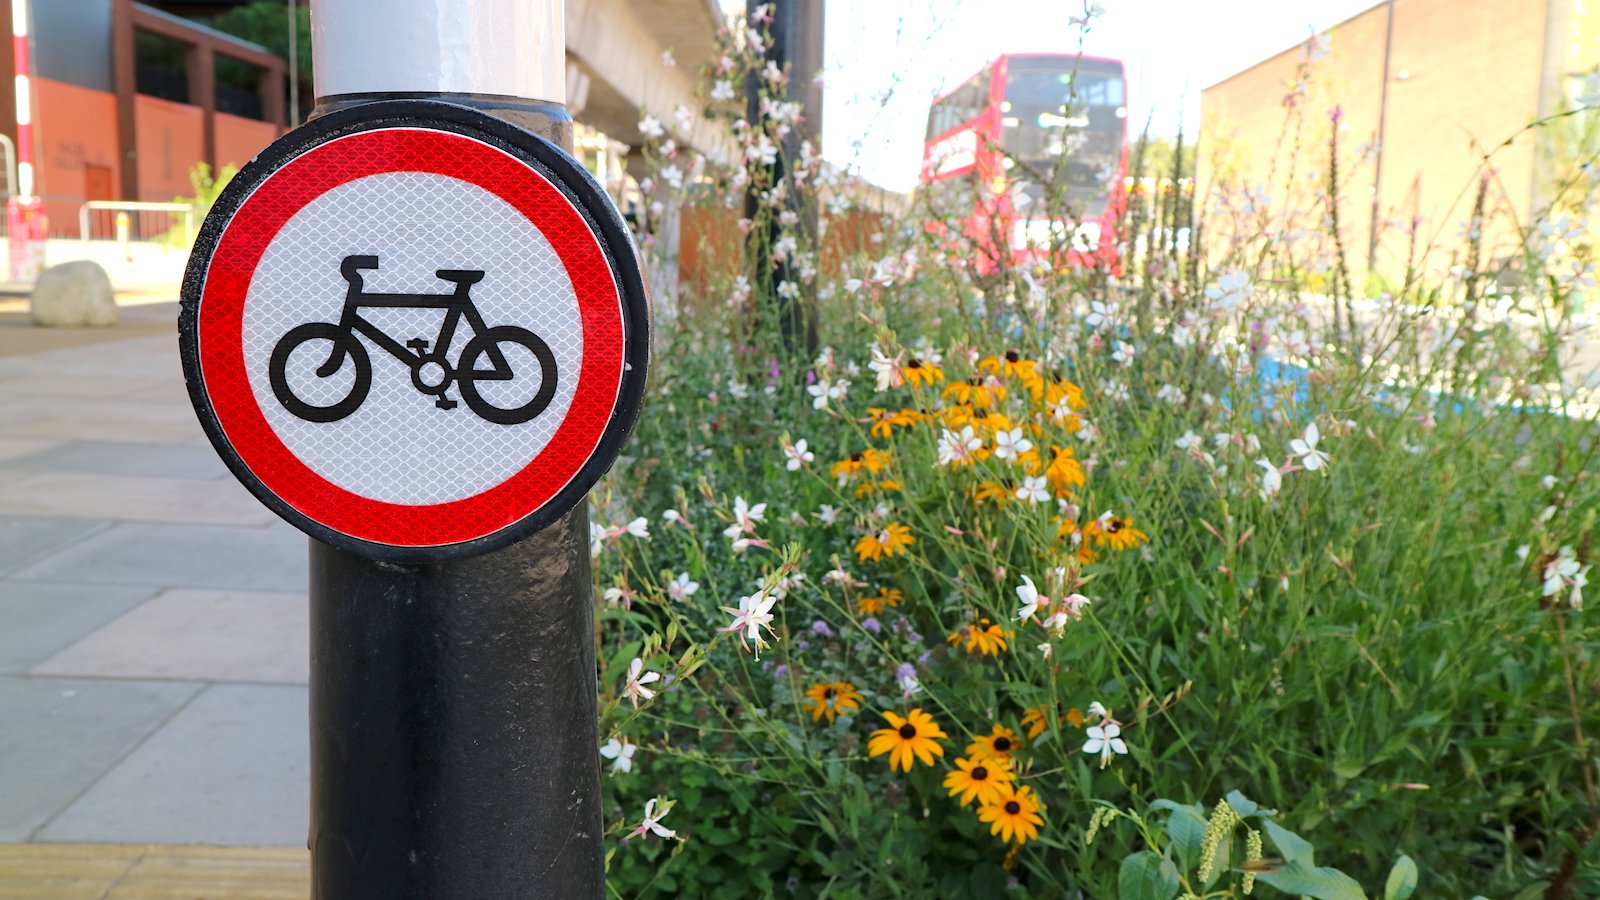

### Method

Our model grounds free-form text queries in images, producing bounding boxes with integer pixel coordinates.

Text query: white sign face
[243,169,584,505]
[181,103,649,560]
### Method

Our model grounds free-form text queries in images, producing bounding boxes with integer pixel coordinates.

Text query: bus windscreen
[1001,57,1125,216]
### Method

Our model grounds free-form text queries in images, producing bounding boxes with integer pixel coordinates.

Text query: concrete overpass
[565,0,732,166]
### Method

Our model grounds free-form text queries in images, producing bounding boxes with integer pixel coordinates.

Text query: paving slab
[35,684,309,846]
[0,676,199,841]
[0,437,60,463]
[0,515,109,576]
[10,522,307,593]
[35,590,309,685]
[0,471,270,525]
[0,583,157,674]
[2,440,228,480]
[0,843,310,900]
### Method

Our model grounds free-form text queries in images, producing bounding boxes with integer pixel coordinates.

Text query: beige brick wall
[1197,0,1553,283]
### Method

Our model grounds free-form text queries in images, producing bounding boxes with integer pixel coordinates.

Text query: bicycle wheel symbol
[267,257,559,426]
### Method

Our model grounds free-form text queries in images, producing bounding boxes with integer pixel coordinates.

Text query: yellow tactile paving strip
[0,844,309,899]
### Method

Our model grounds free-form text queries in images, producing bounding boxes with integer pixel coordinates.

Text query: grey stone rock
[29,260,117,327]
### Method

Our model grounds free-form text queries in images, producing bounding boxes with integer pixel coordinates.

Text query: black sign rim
[178,99,649,563]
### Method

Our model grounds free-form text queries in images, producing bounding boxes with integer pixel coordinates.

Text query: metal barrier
[78,201,195,246]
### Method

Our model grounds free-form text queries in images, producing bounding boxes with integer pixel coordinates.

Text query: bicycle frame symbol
[268,254,557,425]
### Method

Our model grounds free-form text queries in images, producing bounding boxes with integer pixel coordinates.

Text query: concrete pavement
[0,298,311,855]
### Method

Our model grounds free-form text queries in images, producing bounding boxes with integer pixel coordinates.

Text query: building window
[135,30,189,104]
[216,56,266,120]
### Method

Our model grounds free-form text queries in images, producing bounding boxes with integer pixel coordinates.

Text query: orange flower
[943,754,1017,807]
[901,357,944,386]
[977,784,1045,845]
[803,681,863,722]
[966,723,1024,760]
[855,523,914,562]
[868,708,948,771]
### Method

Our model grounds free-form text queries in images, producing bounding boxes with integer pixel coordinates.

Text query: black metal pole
[305,95,602,900]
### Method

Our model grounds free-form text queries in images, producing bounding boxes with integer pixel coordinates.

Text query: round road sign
[179,100,649,561]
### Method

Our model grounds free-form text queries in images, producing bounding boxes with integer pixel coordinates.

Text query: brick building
[0,0,289,238]
[1197,0,1599,278]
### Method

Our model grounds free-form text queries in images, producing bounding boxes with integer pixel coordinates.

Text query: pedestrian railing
[78,201,195,246]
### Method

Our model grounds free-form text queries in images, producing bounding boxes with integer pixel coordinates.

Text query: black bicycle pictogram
[268,254,557,425]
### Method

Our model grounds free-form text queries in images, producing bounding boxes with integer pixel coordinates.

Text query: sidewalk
[0,298,310,891]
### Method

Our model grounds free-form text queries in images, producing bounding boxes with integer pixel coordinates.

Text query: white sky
[722,0,1382,192]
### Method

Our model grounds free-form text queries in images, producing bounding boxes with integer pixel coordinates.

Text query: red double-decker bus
[921,53,1128,272]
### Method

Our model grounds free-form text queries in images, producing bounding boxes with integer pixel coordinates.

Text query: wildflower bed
[587,13,1598,899]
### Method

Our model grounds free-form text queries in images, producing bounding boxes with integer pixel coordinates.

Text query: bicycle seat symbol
[268,254,557,426]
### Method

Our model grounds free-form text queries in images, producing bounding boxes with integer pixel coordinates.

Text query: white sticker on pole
[180,100,649,561]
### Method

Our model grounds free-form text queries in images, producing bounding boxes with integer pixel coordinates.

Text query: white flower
[1111,340,1135,366]
[806,378,846,409]
[660,49,676,67]
[722,496,767,540]
[1037,642,1054,659]
[1015,574,1047,621]
[1085,300,1113,331]
[994,427,1034,461]
[1088,700,1110,720]
[815,504,839,525]
[1204,270,1251,310]
[1083,721,1128,768]
[667,572,699,602]
[1256,458,1283,498]
[1289,422,1330,472]
[1175,431,1203,451]
[843,278,863,294]
[868,343,904,391]
[662,508,686,527]
[1156,384,1186,404]
[626,797,678,841]
[638,115,665,138]
[589,522,608,557]
[623,657,661,708]
[1061,593,1092,618]
[720,590,779,656]
[1571,566,1589,609]
[1017,475,1050,504]
[1544,547,1581,597]
[782,438,814,471]
[625,517,650,539]
[936,426,983,467]
[600,737,636,774]
[710,79,735,101]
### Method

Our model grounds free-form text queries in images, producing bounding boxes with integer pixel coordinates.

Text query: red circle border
[196,127,624,548]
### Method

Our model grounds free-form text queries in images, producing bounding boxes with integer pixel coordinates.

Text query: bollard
[179,2,649,897]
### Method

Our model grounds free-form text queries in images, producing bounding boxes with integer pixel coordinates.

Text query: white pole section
[310,0,564,103]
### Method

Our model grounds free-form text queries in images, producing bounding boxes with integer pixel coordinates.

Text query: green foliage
[162,162,236,249]
[206,2,313,85]
[592,12,1600,900]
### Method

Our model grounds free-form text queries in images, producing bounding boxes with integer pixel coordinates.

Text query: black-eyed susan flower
[1085,511,1148,552]
[978,349,1039,383]
[865,407,898,439]
[974,480,1012,505]
[868,708,948,771]
[943,754,1016,807]
[830,448,890,485]
[977,784,1045,844]
[901,357,944,386]
[855,586,903,615]
[1021,707,1049,739]
[803,681,863,722]
[949,619,1009,656]
[943,377,1008,410]
[855,522,914,562]
[1046,446,1085,492]
[967,723,1024,759]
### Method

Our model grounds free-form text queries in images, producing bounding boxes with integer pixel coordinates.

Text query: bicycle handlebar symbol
[268,254,557,426]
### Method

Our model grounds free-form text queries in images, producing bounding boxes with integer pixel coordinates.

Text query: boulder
[30,261,117,328]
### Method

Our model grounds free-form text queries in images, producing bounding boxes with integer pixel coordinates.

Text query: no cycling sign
[179,100,649,561]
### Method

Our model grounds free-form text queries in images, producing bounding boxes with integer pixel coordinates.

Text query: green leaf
[1263,818,1315,865]
[1384,855,1418,900]
[1254,859,1368,900]
[1119,850,1180,900]
[1224,790,1260,817]
[1164,806,1207,872]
